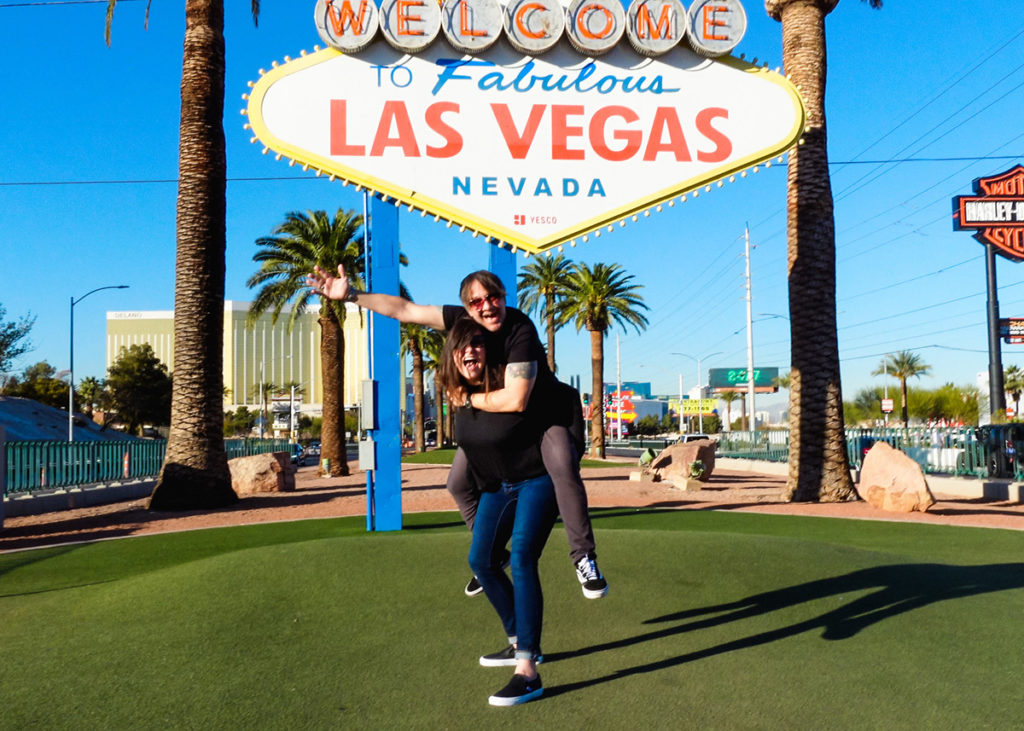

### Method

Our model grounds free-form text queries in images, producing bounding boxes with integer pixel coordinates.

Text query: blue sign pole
[367,195,402,531]
[489,244,517,303]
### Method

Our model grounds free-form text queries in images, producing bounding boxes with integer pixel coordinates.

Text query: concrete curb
[3,479,156,518]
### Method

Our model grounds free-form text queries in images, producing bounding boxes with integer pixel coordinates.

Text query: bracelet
[464,394,473,409]
[343,285,363,303]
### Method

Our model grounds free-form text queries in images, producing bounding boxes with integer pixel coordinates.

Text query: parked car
[680,433,712,443]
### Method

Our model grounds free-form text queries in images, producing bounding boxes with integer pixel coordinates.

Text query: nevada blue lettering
[451,176,605,197]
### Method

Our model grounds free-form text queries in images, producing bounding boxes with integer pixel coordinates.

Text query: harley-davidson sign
[952,165,1024,262]
[244,0,805,254]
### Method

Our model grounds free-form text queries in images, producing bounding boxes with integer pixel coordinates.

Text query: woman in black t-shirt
[437,319,556,707]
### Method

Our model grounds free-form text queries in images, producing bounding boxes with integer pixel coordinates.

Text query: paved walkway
[3,460,1024,553]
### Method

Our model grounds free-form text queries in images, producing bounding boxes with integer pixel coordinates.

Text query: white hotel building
[106,301,370,417]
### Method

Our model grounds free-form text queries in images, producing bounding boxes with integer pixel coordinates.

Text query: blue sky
[2,0,1023,415]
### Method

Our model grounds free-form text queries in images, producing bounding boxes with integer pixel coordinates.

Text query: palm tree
[556,262,649,458]
[764,0,881,503]
[251,380,278,437]
[108,1,260,509]
[872,351,931,428]
[401,322,438,452]
[719,389,741,431]
[1004,365,1024,417]
[77,376,105,418]
[246,209,365,476]
[518,254,573,373]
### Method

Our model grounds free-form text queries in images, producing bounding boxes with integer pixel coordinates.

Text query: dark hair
[438,319,501,404]
[458,270,506,307]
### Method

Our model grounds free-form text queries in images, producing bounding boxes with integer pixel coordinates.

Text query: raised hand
[306,264,350,301]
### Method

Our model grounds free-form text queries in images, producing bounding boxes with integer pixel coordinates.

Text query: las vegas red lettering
[329,99,732,163]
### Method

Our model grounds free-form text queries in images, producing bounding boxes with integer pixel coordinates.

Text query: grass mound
[2,510,1022,727]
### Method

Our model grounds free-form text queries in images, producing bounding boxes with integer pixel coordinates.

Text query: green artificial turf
[2,509,1023,729]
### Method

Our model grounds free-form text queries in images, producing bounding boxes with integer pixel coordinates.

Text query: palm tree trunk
[149,0,236,510]
[335,313,350,475]
[769,0,855,503]
[319,309,345,476]
[412,348,425,452]
[545,292,556,373]
[589,328,605,458]
[901,378,909,428]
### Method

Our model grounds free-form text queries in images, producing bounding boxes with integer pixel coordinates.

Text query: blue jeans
[467,474,559,661]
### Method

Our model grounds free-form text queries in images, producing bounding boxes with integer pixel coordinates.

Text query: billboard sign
[707,366,778,393]
[952,165,1024,262]
[678,398,716,414]
[999,317,1024,344]
[604,389,637,422]
[244,0,804,254]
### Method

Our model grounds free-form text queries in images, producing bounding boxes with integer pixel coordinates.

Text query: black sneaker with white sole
[575,556,609,599]
[488,673,543,706]
[465,549,511,597]
[479,644,544,667]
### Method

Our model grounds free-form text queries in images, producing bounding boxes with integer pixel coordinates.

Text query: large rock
[228,452,295,496]
[645,440,716,488]
[858,442,934,512]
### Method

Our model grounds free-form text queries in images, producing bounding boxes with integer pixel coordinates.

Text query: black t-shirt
[454,407,545,491]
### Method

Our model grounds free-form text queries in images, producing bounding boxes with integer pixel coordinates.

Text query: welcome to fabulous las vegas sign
[243,0,805,254]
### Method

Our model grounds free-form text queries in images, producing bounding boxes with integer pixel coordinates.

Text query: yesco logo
[313,0,747,58]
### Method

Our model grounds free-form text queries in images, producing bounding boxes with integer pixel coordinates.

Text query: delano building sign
[244,0,806,254]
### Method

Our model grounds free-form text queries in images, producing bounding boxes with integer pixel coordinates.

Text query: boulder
[228,451,295,496]
[645,440,716,488]
[858,442,934,513]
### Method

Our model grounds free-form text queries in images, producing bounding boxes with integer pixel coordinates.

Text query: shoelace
[577,558,599,581]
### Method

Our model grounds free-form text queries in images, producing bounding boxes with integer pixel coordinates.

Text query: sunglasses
[466,335,485,347]
[467,293,503,310]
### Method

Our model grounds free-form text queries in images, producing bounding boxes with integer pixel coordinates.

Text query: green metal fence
[3,438,293,496]
[718,426,1008,479]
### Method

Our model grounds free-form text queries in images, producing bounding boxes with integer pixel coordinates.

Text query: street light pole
[672,351,723,434]
[69,285,129,441]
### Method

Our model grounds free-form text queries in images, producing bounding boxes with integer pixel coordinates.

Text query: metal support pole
[697,357,704,434]
[489,244,517,303]
[678,373,684,437]
[68,285,128,441]
[986,242,1007,415]
[68,296,75,441]
[615,334,622,440]
[744,225,756,432]
[367,194,402,531]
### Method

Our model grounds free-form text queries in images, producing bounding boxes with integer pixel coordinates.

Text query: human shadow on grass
[543,562,1024,697]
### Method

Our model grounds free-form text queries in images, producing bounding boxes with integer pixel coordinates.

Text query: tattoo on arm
[505,361,537,381]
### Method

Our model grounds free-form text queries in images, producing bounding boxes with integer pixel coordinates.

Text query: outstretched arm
[307,264,444,329]
[469,361,536,413]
